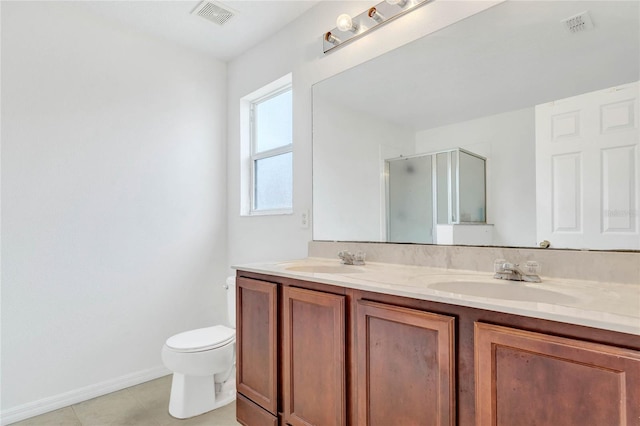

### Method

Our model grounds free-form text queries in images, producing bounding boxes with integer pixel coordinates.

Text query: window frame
[248,83,293,215]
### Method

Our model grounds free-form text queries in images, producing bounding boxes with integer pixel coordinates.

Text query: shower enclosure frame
[385,148,487,244]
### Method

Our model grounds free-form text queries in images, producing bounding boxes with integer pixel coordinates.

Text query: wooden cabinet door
[236,277,278,415]
[355,300,456,426]
[282,286,346,426]
[475,322,640,426]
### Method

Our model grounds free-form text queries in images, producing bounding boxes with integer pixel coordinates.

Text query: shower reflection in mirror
[386,148,490,245]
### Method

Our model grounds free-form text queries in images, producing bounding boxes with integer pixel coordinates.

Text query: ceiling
[71,1,320,61]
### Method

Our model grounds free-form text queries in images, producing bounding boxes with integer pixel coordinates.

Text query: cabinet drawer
[237,394,278,426]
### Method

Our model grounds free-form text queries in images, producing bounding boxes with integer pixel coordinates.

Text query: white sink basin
[285,265,365,274]
[428,281,578,304]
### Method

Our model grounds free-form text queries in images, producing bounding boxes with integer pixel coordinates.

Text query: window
[246,80,293,214]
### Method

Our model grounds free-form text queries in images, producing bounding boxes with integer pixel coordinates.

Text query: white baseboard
[0,365,171,426]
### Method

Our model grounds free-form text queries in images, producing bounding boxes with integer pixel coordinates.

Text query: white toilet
[161,276,237,419]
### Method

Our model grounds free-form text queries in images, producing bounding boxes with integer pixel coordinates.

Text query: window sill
[243,209,293,217]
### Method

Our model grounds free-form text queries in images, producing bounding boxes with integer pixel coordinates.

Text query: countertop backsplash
[309,241,640,285]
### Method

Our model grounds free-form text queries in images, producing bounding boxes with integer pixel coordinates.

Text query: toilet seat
[166,325,235,353]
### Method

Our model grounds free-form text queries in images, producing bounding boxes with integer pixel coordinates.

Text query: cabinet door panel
[237,277,278,414]
[356,300,456,426]
[283,286,346,426]
[475,322,640,426]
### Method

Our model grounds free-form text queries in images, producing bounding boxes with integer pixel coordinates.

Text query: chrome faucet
[338,251,366,265]
[494,260,541,283]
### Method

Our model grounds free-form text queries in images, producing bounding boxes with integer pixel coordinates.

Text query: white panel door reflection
[536,81,639,249]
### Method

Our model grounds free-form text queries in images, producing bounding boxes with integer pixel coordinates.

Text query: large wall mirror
[312,0,639,250]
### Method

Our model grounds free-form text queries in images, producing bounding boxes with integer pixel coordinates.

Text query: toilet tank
[226,276,236,328]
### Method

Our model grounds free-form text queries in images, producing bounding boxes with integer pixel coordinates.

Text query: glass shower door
[387,156,433,243]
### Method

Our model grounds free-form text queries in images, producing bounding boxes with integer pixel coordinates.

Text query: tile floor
[11,376,241,426]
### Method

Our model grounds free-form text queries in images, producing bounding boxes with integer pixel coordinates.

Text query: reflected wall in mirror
[312,0,640,250]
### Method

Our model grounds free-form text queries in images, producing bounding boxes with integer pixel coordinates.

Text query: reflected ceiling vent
[561,11,594,34]
[192,1,236,26]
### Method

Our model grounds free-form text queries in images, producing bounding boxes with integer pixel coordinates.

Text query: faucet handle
[502,262,519,272]
[338,251,352,264]
[338,250,365,265]
[493,259,507,273]
[523,261,541,276]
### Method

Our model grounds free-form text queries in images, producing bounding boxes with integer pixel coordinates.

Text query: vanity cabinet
[475,323,640,426]
[236,271,640,426]
[355,300,455,425]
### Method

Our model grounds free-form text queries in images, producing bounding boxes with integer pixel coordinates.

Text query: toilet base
[168,374,236,419]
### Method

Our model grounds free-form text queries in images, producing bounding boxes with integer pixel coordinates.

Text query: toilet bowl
[161,276,237,419]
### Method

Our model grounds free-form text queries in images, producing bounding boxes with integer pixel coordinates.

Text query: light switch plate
[300,209,310,229]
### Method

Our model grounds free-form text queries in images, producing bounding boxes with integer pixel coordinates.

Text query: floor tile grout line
[128,381,173,417]
[123,388,162,426]
[69,404,84,426]
[122,387,164,426]
[123,387,150,411]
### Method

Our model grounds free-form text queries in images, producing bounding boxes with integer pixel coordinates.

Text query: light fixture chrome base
[322,0,432,54]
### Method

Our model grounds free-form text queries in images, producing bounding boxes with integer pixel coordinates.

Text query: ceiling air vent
[192,1,236,26]
[561,11,594,34]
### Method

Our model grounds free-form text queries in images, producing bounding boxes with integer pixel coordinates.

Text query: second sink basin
[428,281,578,304]
[285,265,365,274]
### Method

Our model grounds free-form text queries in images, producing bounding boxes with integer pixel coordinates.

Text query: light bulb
[336,14,357,32]
[386,0,408,6]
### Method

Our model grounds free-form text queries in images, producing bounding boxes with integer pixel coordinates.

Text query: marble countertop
[234,257,640,336]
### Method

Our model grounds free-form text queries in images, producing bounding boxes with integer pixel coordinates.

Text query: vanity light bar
[323,0,432,54]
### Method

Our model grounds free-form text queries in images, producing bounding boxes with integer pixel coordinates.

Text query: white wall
[0,0,505,420]
[1,2,228,421]
[313,99,414,241]
[415,108,537,246]
[226,0,502,266]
